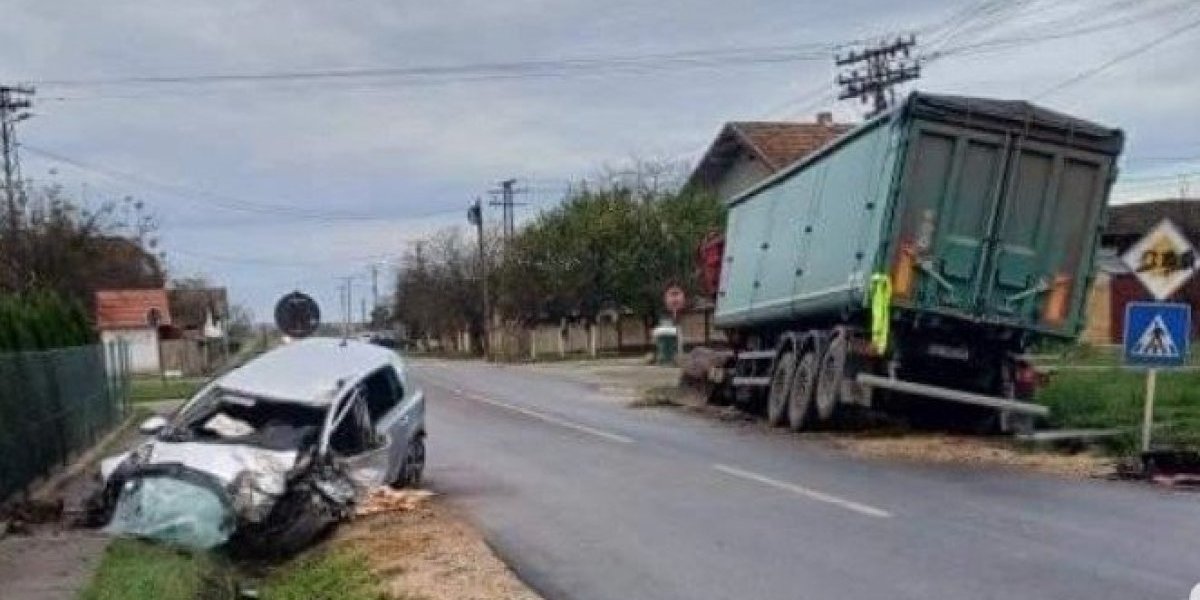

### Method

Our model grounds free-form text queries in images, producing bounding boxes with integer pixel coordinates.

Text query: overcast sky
[2,0,1198,320]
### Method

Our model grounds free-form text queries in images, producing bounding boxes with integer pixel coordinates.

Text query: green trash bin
[651,320,680,365]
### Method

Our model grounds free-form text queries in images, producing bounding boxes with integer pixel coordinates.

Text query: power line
[24,43,839,91]
[926,0,1192,61]
[20,143,468,222]
[1034,11,1200,99]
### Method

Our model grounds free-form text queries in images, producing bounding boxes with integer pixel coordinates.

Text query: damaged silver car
[87,337,426,555]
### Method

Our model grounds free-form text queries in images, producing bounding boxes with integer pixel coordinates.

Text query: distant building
[686,113,853,202]
[167,287,229,340]
[95,289,171,373]
[1082,199,1200,344]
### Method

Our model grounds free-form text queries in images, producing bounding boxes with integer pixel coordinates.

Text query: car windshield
[163,387,326,451]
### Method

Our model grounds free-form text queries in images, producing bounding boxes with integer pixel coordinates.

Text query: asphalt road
[412,359,1200,600]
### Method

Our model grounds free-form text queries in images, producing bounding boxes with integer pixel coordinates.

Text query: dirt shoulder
[534,359,1117,479]
[516,357,680,404]
[332,498,541,600]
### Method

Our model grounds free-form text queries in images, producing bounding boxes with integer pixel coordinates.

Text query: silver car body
[98,337,425,549]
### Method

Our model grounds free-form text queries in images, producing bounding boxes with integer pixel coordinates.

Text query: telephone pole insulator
[835,36,920,117]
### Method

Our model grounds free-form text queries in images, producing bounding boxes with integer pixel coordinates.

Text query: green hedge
[0,291,94,352]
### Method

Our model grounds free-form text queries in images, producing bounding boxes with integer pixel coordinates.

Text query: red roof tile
[730,121,854,170]
[95,289,172,330]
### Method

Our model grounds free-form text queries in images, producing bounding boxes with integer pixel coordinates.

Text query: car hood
[103,440,302,521]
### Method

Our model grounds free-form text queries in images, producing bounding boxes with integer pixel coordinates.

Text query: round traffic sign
[274,291,321,338]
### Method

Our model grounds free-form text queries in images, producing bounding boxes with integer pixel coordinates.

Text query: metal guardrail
[856,373,1050,417]
[0,342,131,502]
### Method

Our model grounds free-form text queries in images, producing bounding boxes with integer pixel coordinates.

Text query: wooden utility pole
[468,197,491,357]
[836,36,919,117]
[0,86,34,233]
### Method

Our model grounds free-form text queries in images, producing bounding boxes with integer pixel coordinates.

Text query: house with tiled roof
[95,289,171,373]
[1081,198,1200,344]
[686,113,853,202]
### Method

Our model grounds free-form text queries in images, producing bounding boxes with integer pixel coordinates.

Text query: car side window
[363,366,404,424]
[330,391,374,456]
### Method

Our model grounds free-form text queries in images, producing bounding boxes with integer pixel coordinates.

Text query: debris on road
[355,488,434,517]
[829,433,1114,478]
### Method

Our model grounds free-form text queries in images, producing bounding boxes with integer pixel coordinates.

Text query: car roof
[217,337,399,406]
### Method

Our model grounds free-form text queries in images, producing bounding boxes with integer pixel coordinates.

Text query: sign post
[1120,219,1196,454]
[1123,302,1189,452]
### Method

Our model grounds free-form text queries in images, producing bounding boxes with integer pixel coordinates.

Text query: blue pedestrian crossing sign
[1123,302,1191,367]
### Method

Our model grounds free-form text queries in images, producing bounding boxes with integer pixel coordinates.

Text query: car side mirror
[139,415,169,435]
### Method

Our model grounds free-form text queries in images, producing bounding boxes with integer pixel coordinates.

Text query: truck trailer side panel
[715,119,901,329]
[715,93,1122,340]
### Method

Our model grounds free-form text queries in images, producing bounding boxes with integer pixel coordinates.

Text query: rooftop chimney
[816,112,833,126]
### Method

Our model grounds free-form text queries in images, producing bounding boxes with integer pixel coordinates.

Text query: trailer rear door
[893,121,1112,333]
[979,139,1111,330]
[892,121,1010,314]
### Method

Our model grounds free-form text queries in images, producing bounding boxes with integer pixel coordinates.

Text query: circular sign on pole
[664,284,686,319]
[274,291,321,338]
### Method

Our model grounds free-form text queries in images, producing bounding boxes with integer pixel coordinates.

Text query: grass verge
[79,539,386,600]
[128,377,207,403]
[79,539,233,600]
[1037,368,1200,453]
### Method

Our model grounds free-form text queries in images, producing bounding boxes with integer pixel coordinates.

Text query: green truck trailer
[710,92,1124,431]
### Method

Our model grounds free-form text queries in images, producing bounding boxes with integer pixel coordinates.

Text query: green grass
[258,550,387,600]
[78,539,234,600]
[1028,342,1200,367]
[1037,368,1200,453]
[128,377,207,403]
[79,540,386,600]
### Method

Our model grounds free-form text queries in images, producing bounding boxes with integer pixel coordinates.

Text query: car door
[322,386,393,489]
[382,362,424,481]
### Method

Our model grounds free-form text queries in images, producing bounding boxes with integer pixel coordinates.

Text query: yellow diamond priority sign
[1121,218,1197,301]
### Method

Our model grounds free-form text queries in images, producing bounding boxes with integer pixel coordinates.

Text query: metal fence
[0,342,131,502]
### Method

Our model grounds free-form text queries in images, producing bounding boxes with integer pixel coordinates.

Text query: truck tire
[815,335,846,423]
[766,352,795,426]
[788,351,818,431]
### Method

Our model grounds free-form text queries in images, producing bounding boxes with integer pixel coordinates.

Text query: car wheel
[395,435,426,488]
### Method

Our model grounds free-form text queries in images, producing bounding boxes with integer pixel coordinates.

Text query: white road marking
[713,463,892,519]
[463,393,634,445]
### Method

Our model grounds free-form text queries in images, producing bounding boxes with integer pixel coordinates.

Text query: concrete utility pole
[339,276,355,338]
[836,36,920,117]
[489,178,528,242]
[0,85,34,231]
[468,197,492,357]
[368,263,379,324]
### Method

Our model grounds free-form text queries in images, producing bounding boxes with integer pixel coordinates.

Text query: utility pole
[468,197,491,358]
[488,178,528,242]
[0,85,34,232]
[339,276,354,338]
[369,264,379,310]
[836,36,920,117]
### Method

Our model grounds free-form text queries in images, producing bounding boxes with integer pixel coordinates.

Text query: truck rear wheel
[815,335,846,423]
[766,352,795,426]
[788,351,818,430]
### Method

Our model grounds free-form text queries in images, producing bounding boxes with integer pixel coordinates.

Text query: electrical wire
[20,143,470,222]
[1034,10,1200,99]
